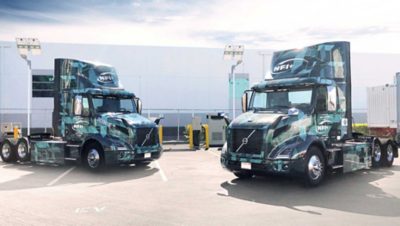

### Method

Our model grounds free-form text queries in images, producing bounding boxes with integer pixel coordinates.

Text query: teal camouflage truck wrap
[51,59,162,168]
[221,42,382,185]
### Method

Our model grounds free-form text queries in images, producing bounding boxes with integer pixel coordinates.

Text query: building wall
[0,41,270,129]
[0,41,399,131]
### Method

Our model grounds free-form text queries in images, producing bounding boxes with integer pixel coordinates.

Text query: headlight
[276,147,292,158]
[221,142,228,155]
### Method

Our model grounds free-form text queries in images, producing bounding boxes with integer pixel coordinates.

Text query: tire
[383,141,395,167]
[83,142,105,171]
[303,146,325,187]
[372,140,383,168]
[0,139,17,163]
[233,170,253,179]
[16,138,30,162]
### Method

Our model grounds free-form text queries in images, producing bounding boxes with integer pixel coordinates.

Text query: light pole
[15,38,41,136]
[224,45,244,119]
[258,51,271,80]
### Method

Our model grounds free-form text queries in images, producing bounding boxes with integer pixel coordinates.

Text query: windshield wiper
[117,110,132,114]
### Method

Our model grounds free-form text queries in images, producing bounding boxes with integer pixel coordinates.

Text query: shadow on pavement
[220,165,400,217]
[0,162,158,191]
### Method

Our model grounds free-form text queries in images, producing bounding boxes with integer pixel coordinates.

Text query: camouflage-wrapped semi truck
[221,41,397,186]
[0,59,162,170]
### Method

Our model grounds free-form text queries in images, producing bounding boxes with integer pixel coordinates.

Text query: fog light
[283,164,289,170]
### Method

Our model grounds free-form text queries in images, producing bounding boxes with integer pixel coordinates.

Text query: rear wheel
[383,141,395,167]
[0,139,17,163]
[233,170,253,179]
[16,138,30,162]
[372,140,383,167]
[83,143,105,171]
[304,146,325,186]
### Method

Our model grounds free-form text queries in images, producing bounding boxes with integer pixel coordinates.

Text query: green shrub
[353,123,368,135]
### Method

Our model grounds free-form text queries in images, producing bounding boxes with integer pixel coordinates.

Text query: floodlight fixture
[223,45,244,61]
[16,37,41,58]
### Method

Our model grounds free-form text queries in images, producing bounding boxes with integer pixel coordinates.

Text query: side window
[327,86,337,112]
[316,87,327,113]
[82,97,90,117]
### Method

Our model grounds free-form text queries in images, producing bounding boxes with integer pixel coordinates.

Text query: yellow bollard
[187,124,193,149]
[202,124,209,150]
[13,126,19,140]
[158,125,163,144]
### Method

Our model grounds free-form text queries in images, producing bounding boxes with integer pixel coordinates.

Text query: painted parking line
[153,160,168,182]
[47,166,76,186]
[207,150,220,157]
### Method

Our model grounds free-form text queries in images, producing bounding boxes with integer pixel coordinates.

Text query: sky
[0,0,400,53]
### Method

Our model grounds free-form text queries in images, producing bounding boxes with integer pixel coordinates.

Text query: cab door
[63,95,91,142]
[315,86,342,143]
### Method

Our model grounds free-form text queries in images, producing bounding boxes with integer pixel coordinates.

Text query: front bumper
[221,153,305,176]
[105,145,163,165]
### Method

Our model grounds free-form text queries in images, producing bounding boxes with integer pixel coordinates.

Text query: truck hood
[98,112,156,128]
[230,111,284,128]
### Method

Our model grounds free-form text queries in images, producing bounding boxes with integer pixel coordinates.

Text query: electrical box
[206,113,229,147]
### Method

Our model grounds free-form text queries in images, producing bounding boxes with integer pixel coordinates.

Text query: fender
[80,134,124,154]
[268,134,326,160]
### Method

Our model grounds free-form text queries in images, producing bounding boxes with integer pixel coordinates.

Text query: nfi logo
[272,58,308,74]
[97,72,114,83]
[72,120,89,131]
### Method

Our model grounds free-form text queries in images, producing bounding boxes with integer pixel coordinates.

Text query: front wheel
[304,146,325,187]
[83,143,105,171]
[383,141,395,167]
[0,139,17,163]
[233,170,253,179]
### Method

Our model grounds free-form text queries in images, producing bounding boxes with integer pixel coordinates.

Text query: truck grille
[231,129,264,154]
[136,127,158,147]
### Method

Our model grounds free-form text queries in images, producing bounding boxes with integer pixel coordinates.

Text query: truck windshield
[250,89,313,113]
[92,96,136,113]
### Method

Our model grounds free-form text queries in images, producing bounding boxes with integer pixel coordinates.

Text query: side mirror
[134,97,142,114]
[74,95,83,116]
[241,91,252,112]
[154,115,164,125]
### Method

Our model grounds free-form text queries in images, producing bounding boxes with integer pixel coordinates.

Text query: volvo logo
[235,130,256,152]
[141,128,154,147]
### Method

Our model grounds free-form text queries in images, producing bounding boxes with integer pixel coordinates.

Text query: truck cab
[0,59,162,170]
[221,42,392,186]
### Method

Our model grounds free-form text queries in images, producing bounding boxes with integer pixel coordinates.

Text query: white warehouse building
[0,41,399,139]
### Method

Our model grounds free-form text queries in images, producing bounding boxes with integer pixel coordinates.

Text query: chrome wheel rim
[18,143,28,159]
[308,155,323,180]
[387,144,394,162]
[374,143,381,162]
[87,149,100,168]
[2,143,11,159]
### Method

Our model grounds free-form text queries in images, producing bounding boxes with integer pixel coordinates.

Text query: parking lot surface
[0,145,399,226]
